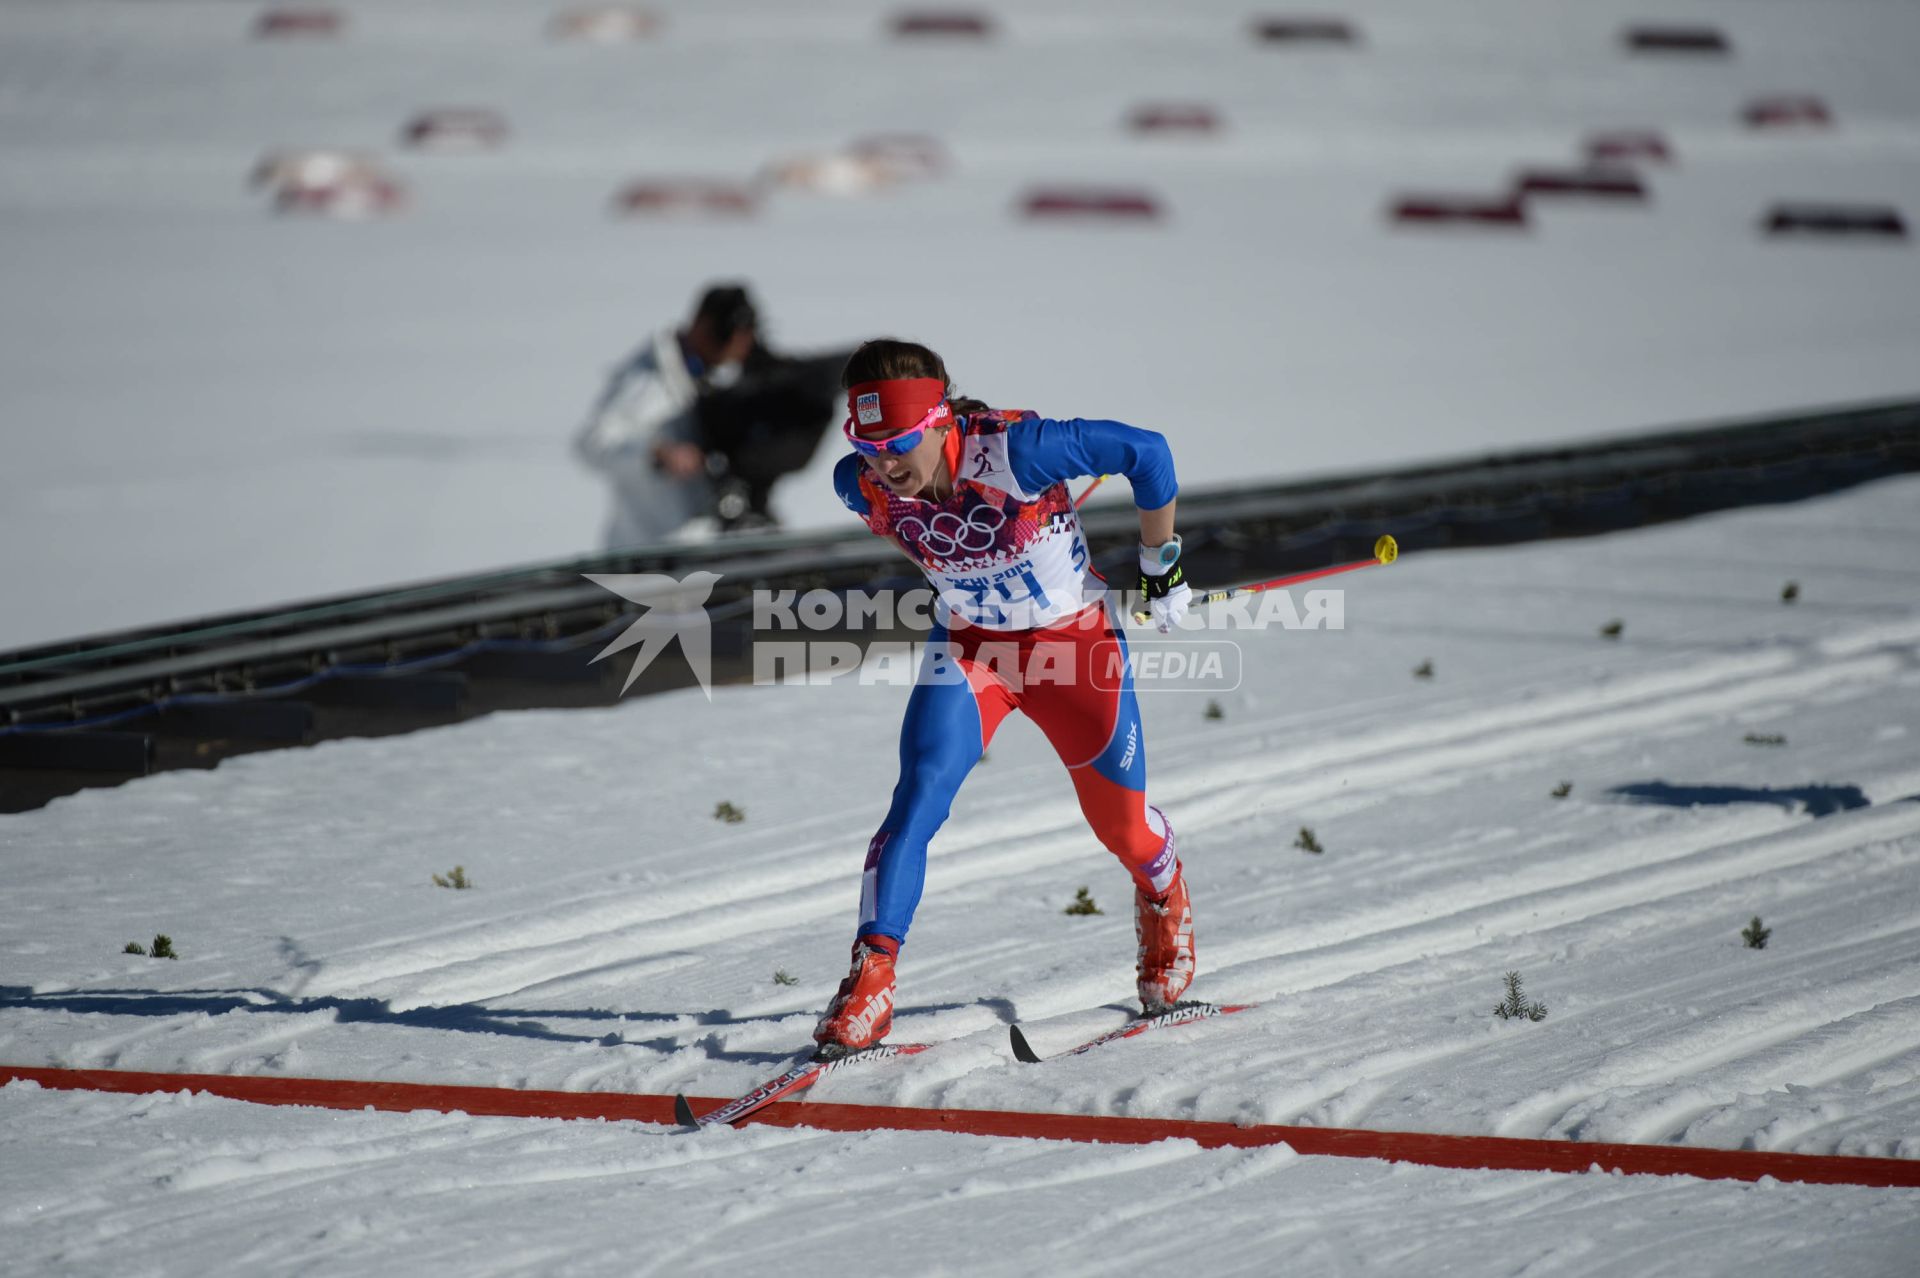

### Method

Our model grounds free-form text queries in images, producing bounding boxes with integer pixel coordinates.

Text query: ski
[674,1041,929,1129]
[1008,1001,1256,1064]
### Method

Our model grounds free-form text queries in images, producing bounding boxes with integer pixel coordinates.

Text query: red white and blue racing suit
[833,409,1180,946]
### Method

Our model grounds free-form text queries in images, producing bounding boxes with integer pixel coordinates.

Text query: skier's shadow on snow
[0,987,987,1064]
[1608,781,1870,818]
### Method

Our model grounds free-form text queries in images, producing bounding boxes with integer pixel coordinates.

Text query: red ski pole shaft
[1073,475,1110,509]
[1133,534,1399,624]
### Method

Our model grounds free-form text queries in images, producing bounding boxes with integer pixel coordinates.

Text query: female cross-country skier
[814,338,1196,1052]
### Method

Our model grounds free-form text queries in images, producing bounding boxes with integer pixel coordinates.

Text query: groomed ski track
[6,477,1920,1171]
[5,476,1920,1273]
[8,1064,1919,1189]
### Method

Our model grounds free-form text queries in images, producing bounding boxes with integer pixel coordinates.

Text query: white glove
[1138,546,1192,633]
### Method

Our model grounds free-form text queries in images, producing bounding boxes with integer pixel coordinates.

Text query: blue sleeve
[1008,417,1179,509]
[833,452,871,517]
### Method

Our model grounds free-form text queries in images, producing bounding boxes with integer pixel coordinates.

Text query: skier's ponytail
[841,338,989,418]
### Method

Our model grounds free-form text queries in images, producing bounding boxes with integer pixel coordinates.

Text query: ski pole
[1074,475,1109,508]
[1133,534,1399,624]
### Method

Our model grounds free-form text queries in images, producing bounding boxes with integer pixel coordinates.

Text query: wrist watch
[1141,534,1183,570]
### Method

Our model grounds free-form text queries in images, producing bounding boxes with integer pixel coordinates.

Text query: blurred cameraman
[575,282,847,546]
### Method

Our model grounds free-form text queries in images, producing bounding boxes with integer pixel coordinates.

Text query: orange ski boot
[813,937,898,1052]
[1135,866,1195,1014]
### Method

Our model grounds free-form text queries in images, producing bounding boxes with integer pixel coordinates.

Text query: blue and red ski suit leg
[858,602,1175,946]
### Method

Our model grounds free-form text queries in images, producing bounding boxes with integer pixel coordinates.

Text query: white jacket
[574,327,716,547]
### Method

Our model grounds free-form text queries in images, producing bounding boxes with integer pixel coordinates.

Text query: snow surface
[5,475,1920,1273]
[3,1086,1914,1277]
[5,0,1920,648]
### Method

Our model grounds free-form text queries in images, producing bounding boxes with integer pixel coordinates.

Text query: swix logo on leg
[1141,842,1176,893]
[858,832,888,926]
[1139,807,1177,893]
[1118,721,1138,773]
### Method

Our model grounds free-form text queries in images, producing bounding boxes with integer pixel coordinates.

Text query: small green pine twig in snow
[1063,887,1103,916]
[1493,971,1548,1021]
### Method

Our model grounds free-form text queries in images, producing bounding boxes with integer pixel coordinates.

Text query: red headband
[847,377,949,438]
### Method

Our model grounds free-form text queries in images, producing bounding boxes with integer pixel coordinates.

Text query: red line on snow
[1,1065,676,1127]
[6,1064,1916,1189]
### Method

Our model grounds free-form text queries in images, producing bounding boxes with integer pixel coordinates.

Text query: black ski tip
[673,1093,699,1129]
[1008,1023,1042,1064]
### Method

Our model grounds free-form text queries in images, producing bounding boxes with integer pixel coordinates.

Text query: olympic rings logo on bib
[895,504,1008,558]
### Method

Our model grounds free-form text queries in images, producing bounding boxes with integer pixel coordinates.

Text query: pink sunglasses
[843,399,951,457]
